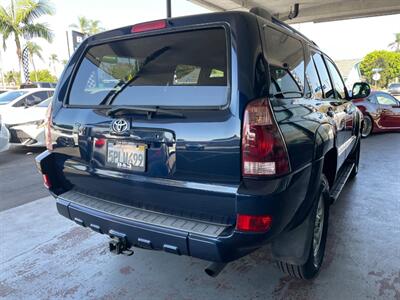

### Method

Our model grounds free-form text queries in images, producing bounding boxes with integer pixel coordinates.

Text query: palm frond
[16,0,54,25]
[22,22,53,42]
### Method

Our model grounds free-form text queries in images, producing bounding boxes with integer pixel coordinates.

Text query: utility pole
[166,0,171,18]
[0,49,5,89]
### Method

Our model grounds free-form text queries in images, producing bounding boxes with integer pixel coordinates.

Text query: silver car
[388,83,400,96]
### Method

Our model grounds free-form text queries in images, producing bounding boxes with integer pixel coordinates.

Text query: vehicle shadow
[0,146,45,164]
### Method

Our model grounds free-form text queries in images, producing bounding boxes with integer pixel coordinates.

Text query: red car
[352,91,400,137]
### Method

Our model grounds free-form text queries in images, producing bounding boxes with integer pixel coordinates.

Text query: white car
[6,97,52,147]
[0,88,54,115]
[0,115,10,152]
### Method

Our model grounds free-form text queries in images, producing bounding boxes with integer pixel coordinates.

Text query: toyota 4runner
[36,9,369,279]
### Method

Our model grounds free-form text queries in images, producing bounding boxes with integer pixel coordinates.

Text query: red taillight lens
[131,20,167,33]
[43,174,51,189]
[242,98,290,176]
[236,214,272,232]
[45,101,53,151]
[94,138,105,148]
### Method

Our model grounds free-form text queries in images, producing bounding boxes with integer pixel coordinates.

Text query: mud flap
[270,200,315,265]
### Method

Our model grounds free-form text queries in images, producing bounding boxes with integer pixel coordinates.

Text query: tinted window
[264,27,305,98]
[37,97,52,107]
[0,90,28,105]
[305,56,323,99]
[13,91,50,107]
[325,58,346,99]
[312,52,334,99]
[376,93,398,105]
[69,28,228,107]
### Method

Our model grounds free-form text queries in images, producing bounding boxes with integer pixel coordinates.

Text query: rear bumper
[37,150,314,263]
[55,195,271,262]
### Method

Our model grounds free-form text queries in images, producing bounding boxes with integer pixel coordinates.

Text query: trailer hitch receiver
[108,230,133,256]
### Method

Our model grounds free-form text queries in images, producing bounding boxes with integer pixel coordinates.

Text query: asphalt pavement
[0,146,47,211]
[0,133,399,299]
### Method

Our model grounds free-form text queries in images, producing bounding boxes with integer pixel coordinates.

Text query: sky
[0,0,399,76]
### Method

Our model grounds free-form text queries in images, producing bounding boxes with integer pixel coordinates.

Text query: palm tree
[49,53,58,76]
[70,16,104,35]
[388,33,400,52]
[25,41,43,81]
[88,20,104,35]
[4,70,20,86]
[70,16,90,34]
[0,0,54,75]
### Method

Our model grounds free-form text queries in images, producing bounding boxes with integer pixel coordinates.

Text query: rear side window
[264,26,305,98]
[305,56,323,99]
[68,28,228,107]
[312,52,334,99]
[325,58,346,99]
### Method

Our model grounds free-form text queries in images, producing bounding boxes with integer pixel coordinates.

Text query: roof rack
[249,7,318,47]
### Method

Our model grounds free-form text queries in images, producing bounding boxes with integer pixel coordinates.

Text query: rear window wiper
[99,46,170,106]
[106,106,184,119]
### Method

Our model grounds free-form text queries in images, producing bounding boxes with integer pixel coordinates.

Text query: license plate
[106,141,146,171]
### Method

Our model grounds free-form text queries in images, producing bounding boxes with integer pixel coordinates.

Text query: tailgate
[50,26,241,224]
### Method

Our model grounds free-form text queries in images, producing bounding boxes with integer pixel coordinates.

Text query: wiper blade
[106,106,184,119]
[99,46,171,106]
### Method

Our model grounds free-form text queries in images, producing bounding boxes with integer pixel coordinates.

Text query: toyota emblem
[111,119,129,134]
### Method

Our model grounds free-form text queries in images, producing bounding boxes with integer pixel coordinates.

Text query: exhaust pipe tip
[204,262,227,277]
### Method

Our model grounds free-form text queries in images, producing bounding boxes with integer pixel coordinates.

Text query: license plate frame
[106,140,147,172]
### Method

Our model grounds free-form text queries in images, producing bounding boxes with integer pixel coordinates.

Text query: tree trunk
[15,36,23,85]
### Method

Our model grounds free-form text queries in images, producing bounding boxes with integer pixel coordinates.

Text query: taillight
[236,214,272,232]
[242,98,290,176]
[131,20,167,33]
[94,138,105,148]
[42,174,51,189]
[45,101,53,151]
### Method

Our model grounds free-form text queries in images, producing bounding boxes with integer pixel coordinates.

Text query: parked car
[36,10,366,280]
[6,97,51,147]
[20,82,57,89]
[353,90,400,137]
[388,83,400,96]
[0,89,30,105]
[0,115,10,152]
[0,88,54,120]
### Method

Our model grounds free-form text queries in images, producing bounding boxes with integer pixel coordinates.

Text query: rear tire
[361,115,373,138]
[277,175,330,280]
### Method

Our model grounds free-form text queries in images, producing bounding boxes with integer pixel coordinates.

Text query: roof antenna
[288,3,299,20]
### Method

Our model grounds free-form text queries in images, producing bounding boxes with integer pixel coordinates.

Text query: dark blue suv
[36,9,368,279]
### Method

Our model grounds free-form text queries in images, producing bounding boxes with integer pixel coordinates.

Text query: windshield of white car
[0,91,28,105]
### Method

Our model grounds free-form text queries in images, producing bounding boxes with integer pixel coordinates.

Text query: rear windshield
[68,28,228,107]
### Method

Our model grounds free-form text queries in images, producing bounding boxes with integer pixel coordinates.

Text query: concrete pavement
[0,133,399,299]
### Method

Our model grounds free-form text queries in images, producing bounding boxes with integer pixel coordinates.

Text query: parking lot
[0,133,399,299]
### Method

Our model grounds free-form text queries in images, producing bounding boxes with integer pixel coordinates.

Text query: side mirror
[352,82,371,99]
